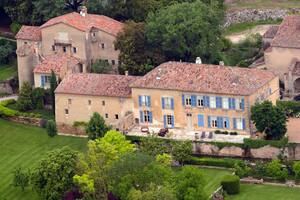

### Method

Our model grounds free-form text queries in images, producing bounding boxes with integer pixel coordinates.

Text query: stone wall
[4,116,42,127]
[224,8,300,28]
[57,123,86,136]
[0,81,13,94]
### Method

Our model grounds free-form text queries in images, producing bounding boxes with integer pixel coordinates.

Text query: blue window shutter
[140,111,144,123]
[147,96,151,107]
[149,112,153,123]
[41,75,45,87]
[163,115,167,128]
[232,98,236,110]
[182,94,185,106]
[171,98,174,110]
[217,117,223,128]
[208,116,211,128]
[219,97,223,108]
[204,96,210,108]
[171,116,174,128]
[241,98,245,110]
[242,118,246,130]
[216,97,222,108]
[226,117,230,129]
[138,96,142,107]
[228,98,232,109]
[191,95,197,107]
[207,96,210,108]
[198,114,204,127]
[162,97,165,109]
[233,118,237,129]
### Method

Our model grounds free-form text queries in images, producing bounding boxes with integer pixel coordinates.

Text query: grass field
[0,119,88,200]
[226,0,300,10]
[226,184,300,200]
[0,63,17,81]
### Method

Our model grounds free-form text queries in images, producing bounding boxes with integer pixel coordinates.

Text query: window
[235,118,244,130]
[88,100,91,105]
[197,96,204,107]
[185,95,192,106]
[210,116,218,128]
[102,100,105,106]
[164,97,172,109]
[105,113,108,118]
[65,109,69,115]
[236,98,244,110]
[44,76,51,83]
[101,43,105,49]
[92,32,96,37]
[115,114,119,119]
[222,97,229,109]
[112,60,115,65]
[24,41,28,44]
[144,110,151,122]
[68,99,72,105]
[52,45,55,51]
[118,60,121,66]
[73,47,77,53]
[224,119,228,128]
[210,96,216,108]
[166,115,173,126]
[140,95,151,106]
[63,46,67,52]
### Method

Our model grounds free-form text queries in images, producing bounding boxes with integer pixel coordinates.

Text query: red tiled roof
[263,25,279,39]
[15,26,41,41]
[40,12,123,36]
[33,54,80,74]
[271,16,300,49]
[55,73,139,97]
[130,62,277,96]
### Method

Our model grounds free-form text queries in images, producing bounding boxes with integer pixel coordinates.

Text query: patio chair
[208,132,213,139]
[201,131,206,139]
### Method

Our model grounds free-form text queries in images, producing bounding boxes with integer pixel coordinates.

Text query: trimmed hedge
[0,99,41,118]
[186,157,243,168]
[221,175,240,195]
[243,137,288,149]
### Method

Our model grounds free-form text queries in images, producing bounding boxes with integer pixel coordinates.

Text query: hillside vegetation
[226,0,300,10]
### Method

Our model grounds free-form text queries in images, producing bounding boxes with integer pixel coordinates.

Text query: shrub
[73,121,87,128]
[234,162,251,178]
[244,137,288,149]
[17,82,34,111]
[39,119,48,128]
[12,167,30,191]
[46,120,57,137]
[86,112,111,139]
[221,175,240,195]
[265,159,288,181]
[186,157,242,168]
[277,100,300,117]
[10,22,22,35]
[171,141,192,165]
[293,161,300,181]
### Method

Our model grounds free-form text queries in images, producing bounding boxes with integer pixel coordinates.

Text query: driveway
[0,95,18,102]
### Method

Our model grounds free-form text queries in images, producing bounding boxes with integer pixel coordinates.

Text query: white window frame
[141,95,148,106]
[236,118,243,130]
[222,97,229,109]
[185,95,192,106]
[143,110,150,122]
[211,116,218,128]
[44,76,51,83]
[236,99,243,110]
[164,97,172,109]
[210,96,216,108]
[197,96,204,107]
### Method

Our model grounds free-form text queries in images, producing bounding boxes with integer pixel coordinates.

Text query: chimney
[80,6,88,17]
[219,61,224,66]
[125,71,129,76]
[195,57,202,64]
[156,68,162,80]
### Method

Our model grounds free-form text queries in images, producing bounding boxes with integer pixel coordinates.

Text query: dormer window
[92,32,96,37]
[52,45,55,51]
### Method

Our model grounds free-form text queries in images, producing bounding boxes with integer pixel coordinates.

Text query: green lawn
[199,167,233,195]
[0,119,88,200]
[226,184,300,200]
[0,63,17,81]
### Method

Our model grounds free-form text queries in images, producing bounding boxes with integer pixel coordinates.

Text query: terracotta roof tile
[130,62,277,96]
[15,26,41,41]
[33,54,80,74]
[55,73,139,97]
[271,15,300,49]
[40,12,123,36]
[263,25,279,39]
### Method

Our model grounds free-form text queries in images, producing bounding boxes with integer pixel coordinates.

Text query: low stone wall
[224,8,300,27]
[57,123,86,136]
[0,81,13,94]
[4,116,42,127]
[250,145,281,159]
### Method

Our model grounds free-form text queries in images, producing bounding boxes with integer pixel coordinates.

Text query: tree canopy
[86,112,111,140]
[251,101,287,140]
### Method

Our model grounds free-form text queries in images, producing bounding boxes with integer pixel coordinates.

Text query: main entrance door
[187,113,193,130]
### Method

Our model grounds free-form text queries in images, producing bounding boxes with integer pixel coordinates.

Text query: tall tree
[251,101,287,140]
[50,70,58,115]
[31,147,79,200]
[17,82,34,111]
[146,0,225,63]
